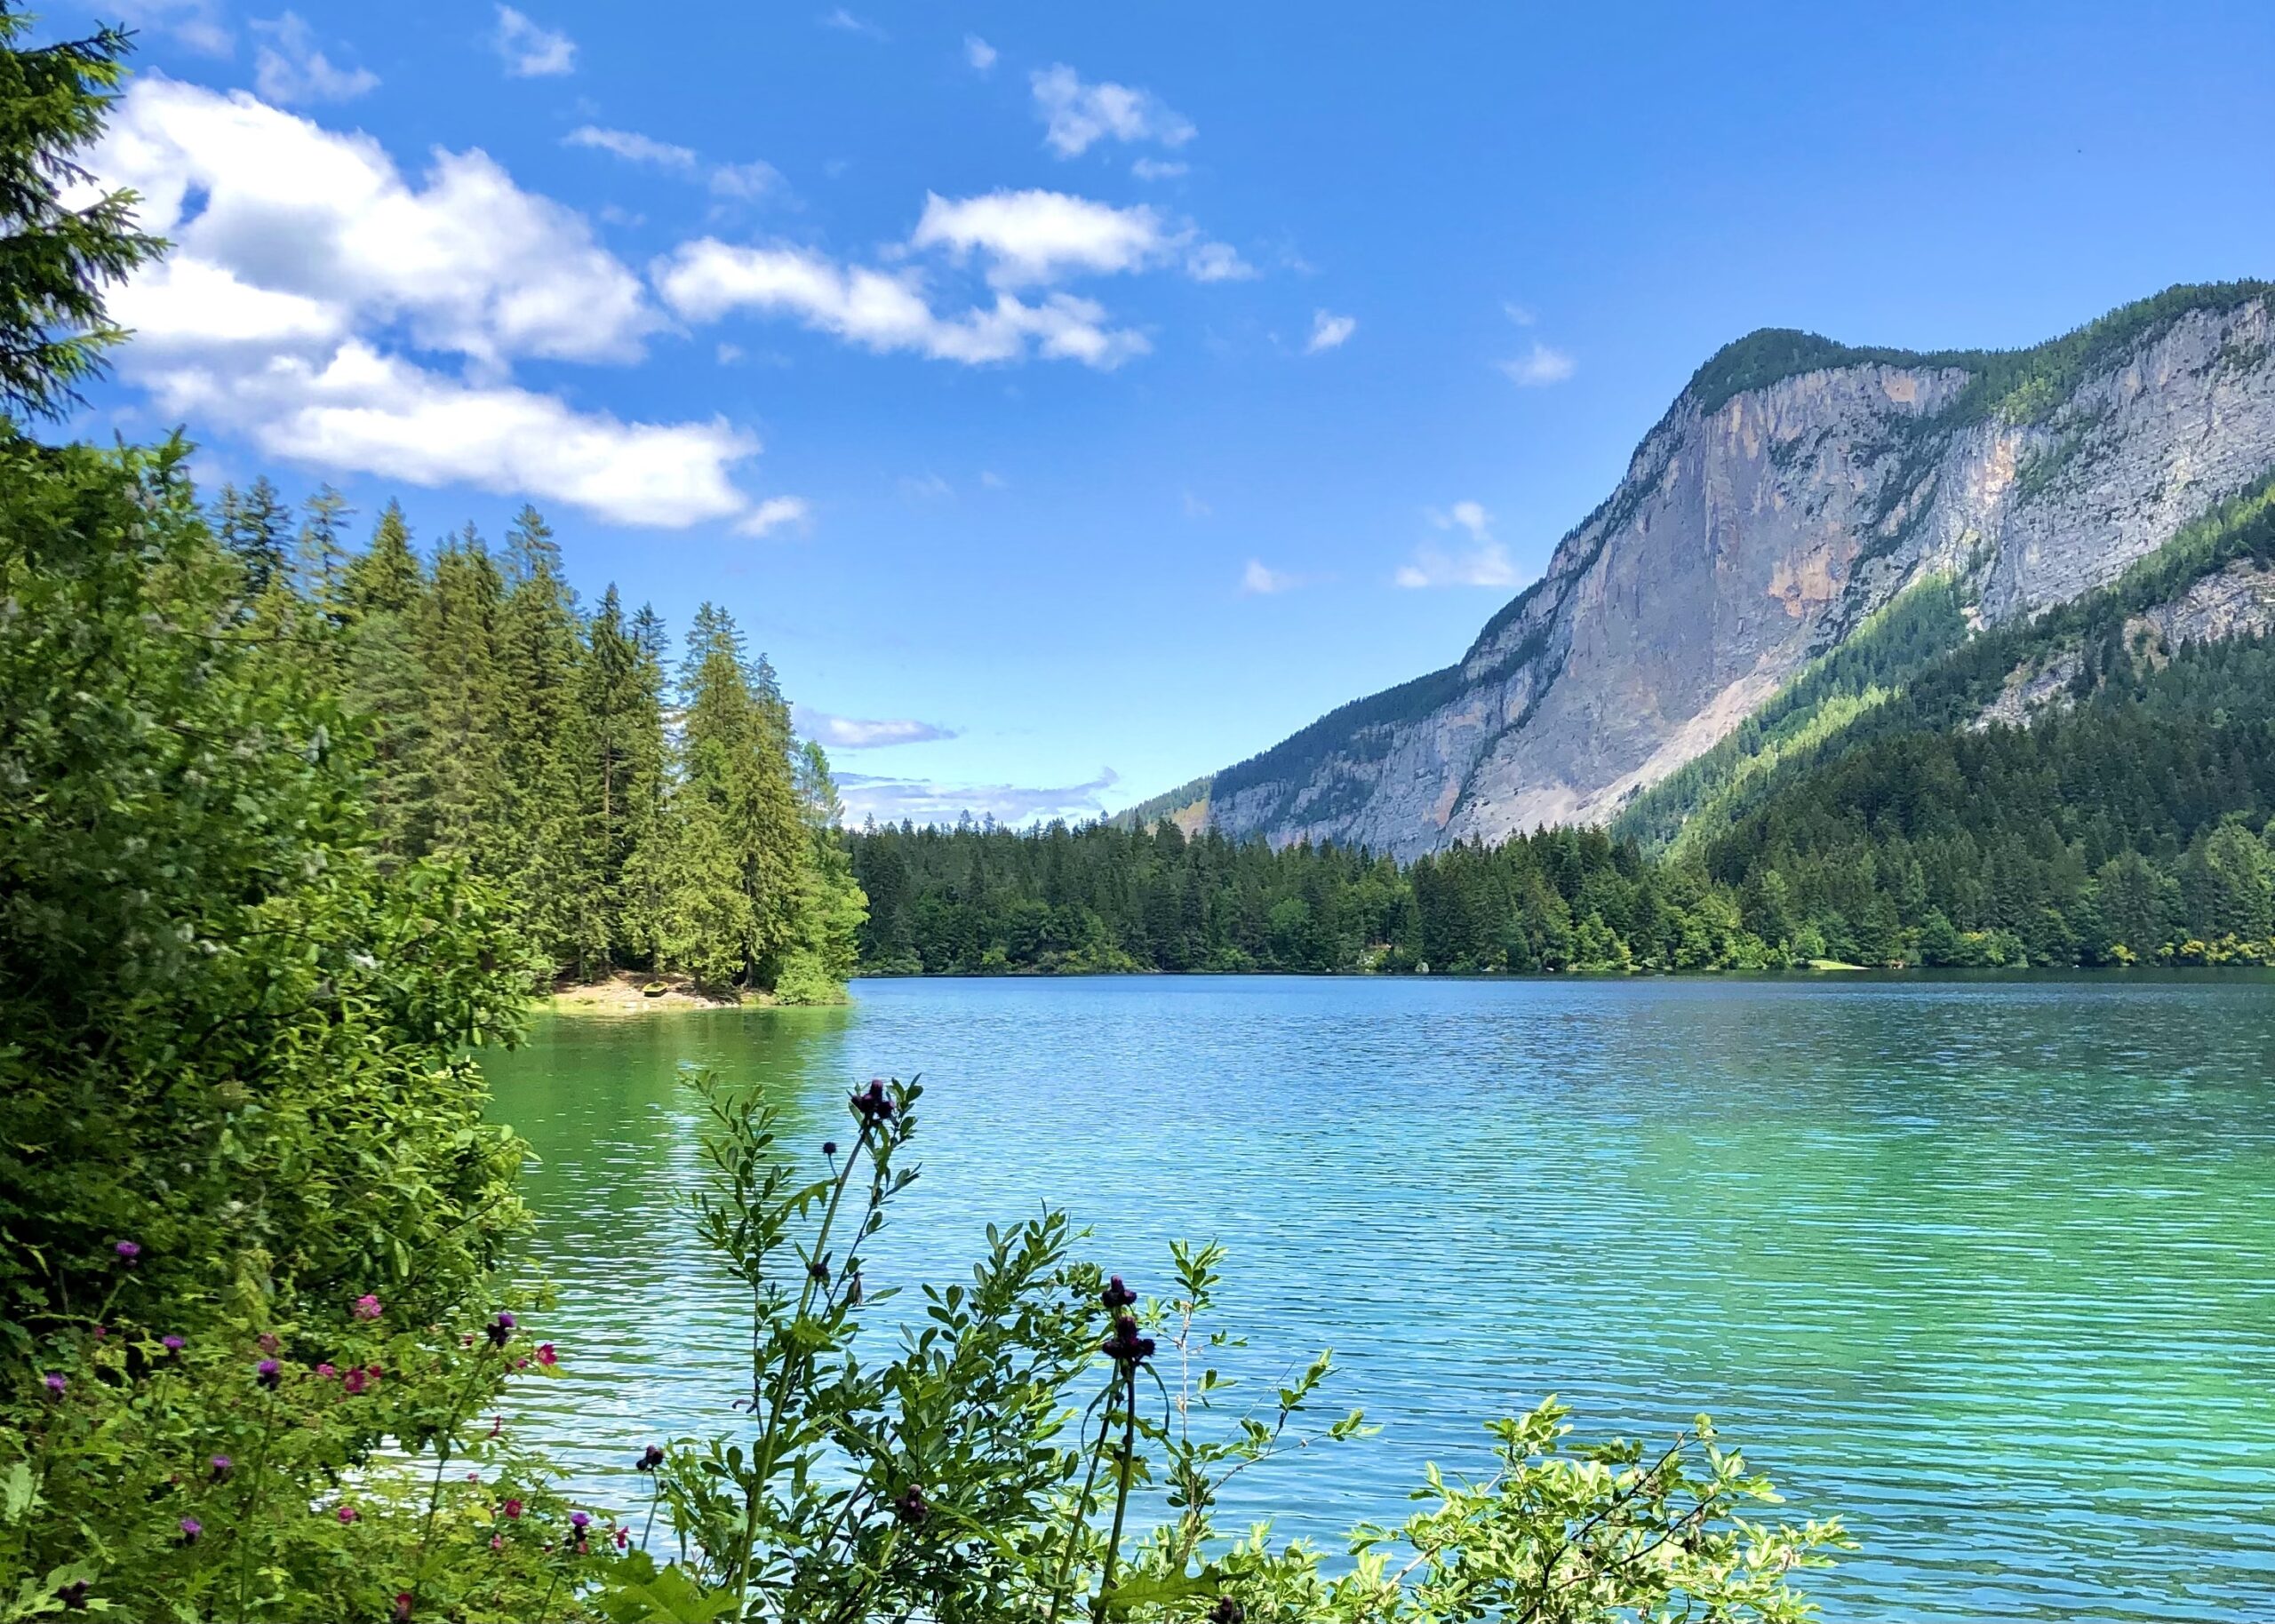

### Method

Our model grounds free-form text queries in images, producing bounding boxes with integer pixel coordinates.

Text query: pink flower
[353,1294,382,1321]
[342,1367,368,1396]
[315,1363,338,1380]
[613,1526,628,1550]
[335,1503,359,1524]
[257,1332,280,1354]
[534,1343,557,1367]
[491,1534,504,1551]
[501,1498,524,1520]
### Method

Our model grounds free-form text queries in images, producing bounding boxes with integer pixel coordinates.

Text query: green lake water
[479,973,2275,1620]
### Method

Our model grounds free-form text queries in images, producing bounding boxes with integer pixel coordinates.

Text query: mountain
[1196,283,2275,858]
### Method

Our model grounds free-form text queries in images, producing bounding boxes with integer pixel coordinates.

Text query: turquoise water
[480,974,2275,1620]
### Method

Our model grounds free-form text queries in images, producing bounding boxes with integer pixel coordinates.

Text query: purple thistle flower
[822,1140,838,1157]
[1102,1275,1137,1310]
[114,1240,140,1264]
[255,1358,281,1389]
[42,1373,65,1396]
[335,1502,359,1524]
[209,1455,233,1481]
[162,1334,186,1354]
[571,1511,591,1531]
[485,1311,515,1349]
[636,1445,664,1472]
[179,1517,202,1544]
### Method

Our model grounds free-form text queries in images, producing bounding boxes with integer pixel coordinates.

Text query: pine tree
[213,475,291,598]
[342,503,431,864]
[775,739,867,1001]
[418,526,513,876]
[583,588,669,968]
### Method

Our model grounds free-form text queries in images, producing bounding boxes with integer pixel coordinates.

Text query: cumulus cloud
[1031,64,1194,157]
[836,768,1119,826]
[251,13,379,106]
[492,5,575,76]
[564,124,698,170]
[736,495,811,536]
[1396,501,1524,588]
[1239,559,1302,595]
[794,707,960,749]
[910,189,1167,288]
[85,78,785,529]
[1499,340,1574,386]
[653,238,1149,369]
[964,35,997,71]
[710,159,783,199]
[1305,309,1356,353]
[819,7,886,38]
[115,0,232,56]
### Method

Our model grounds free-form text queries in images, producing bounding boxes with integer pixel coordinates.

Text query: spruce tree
[341,502,431,864]
[418,526,513,878]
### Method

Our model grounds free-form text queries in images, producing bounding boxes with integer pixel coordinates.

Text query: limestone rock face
[1208,296,2275,858]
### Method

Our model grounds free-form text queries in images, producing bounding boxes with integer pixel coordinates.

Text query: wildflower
[343,1367,369,1396]
[613,1525,629,1550]
[209,1455,233,1481]
[114,1240,140,1265]
[353,1294,382,1321]
[43,1373,65,1396]
[891,1483,930,1526]
[807,1260,830,1283]
[315,1362,338,1380]
[535,1343,557,1367]
[636,1445,665,1473]
[485,1311,516,1349]
[850,1079,895,1124]
[394,1594,414,1623]
[571,1511,591,1531]
[52,1579,91,1610]
[335,1503,359,1524]
[822,1140,838,1156]
[162,1334,186,1355]
[1101,1274,1137,1310]
[179,1517,203,1546]
[256,1358,282,1389]
[1100,1314,1155,1365]
[490,1534,504,1551]
[501,1497,524,1519]
[257,1332,280,1353]
[90,1325,106,1340]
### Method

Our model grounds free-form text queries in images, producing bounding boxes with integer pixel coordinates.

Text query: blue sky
[64,0,2275,822]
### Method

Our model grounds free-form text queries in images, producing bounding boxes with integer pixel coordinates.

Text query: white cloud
[1240,559,1302,595]
[1031,64,1194,157]
[710,159,783,200]
[653,238,1149,369]
[911,189,1168,288]
[1504,301,1537,326]
[1397,501,1524,588]
[979,469,1007,490]
[1499,341,1575,386]
[736,495,811,536]
[837,768,1119,826]
[564,124,697,170]
[1182,490,1210,518]
[140,340,757,527]
[900,473,953,501]
[964,35,997,71]
[820,7,886,38]
[1305,309,1356,353]
[492,5,575,76]
[116,0,232,56]
[95,78,653,369]
[251,13,379,105]
[1185,241,1254,282]
[1130,157,1188,182]
[794,707,960,749]
[85,78,787,530]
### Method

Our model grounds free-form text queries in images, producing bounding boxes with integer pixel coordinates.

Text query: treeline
[852,625,2275,975]
[212,481,863,997]
[848,819,1768,975]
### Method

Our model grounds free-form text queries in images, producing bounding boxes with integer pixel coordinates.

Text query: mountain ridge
[1183,282,2275,857]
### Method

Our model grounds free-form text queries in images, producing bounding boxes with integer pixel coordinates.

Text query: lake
[479,973,2275,1620]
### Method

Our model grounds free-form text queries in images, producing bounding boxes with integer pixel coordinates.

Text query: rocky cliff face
[1207,288,2275,858]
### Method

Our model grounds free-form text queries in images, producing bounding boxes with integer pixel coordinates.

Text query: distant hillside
[1203,281,2275,858]
[1106,773,1213,834]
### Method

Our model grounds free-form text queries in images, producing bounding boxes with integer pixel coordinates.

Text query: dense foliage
[203,482,866,999]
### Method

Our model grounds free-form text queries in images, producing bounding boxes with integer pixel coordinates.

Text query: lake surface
[480,974,2275,1620]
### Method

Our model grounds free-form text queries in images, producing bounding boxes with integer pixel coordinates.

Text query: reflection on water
[481,974,2275,1621]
